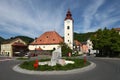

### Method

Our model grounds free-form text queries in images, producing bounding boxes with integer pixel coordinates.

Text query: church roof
[31,31,63,45]
[64,9,73,20]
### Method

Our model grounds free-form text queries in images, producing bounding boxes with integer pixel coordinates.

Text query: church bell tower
[64,9,74,49]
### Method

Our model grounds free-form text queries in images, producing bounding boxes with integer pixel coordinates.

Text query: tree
[91,28,120,57]
[59,43,72,57]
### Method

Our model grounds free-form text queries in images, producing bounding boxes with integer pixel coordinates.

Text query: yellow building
[1,38,27,57]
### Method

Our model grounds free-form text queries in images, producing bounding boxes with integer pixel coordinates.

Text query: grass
[19,58,90,71]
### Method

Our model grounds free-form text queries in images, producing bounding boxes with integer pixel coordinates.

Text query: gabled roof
[12,42,27,47]
[74,40,81,46]
[2,38,25,44]
[31,31,63,45]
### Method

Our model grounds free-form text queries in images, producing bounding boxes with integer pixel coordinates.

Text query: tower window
[68,33,69,36]
[67,26,70,29]
[68,40,69,42]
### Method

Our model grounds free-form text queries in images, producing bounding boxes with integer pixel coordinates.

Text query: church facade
[28,31,63,51]
[29,9,74,51]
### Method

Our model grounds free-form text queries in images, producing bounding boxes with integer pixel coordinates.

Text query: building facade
[1,38,27,57]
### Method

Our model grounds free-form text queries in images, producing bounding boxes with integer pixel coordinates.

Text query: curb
[96,57,120,60]
[13,61,96,75]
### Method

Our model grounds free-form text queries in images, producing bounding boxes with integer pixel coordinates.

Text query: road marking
[0,59,12,62]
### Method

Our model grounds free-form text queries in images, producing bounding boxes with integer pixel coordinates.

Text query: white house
[1,38,27,57]
[28,31,63,51]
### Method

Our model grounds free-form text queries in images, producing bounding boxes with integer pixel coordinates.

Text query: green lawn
[19,58,90,71]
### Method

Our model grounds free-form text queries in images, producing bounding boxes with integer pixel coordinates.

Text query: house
[0,38,27,57]
[114,28,120,34]
[81,42,89,53]
[73,40,82,51]
[28,31,63,51]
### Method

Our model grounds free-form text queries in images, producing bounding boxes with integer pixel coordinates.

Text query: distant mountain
[0,36,5,43]
[1,36,34,45]
[74,32,95,42]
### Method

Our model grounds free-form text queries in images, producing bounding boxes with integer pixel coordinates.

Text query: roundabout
[13,61,96,75]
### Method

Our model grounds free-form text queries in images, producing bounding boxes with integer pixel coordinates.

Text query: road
[0,56,120,80]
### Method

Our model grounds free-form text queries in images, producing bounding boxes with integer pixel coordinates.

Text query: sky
[0,0,120,39]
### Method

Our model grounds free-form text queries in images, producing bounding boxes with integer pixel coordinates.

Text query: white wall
[1,44,12,57]
[28,44,61,50]
[64,19,73,49]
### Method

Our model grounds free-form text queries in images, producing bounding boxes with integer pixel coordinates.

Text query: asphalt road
[0,56,120,80]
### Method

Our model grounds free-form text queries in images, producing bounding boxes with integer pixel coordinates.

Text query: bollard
[33,59,39,69]
[68,53,71,57]
[84,56,86,65]
[83,54,87,65]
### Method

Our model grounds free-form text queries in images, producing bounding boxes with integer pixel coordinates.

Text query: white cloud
[0,0,66,38]
[82,0,105,32]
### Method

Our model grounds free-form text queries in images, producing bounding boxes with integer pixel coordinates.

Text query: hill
[74,32,95,42]
[0,36,5,44]
[1,36,34,45]
[12,36,34,44]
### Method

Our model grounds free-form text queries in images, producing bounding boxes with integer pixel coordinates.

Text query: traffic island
[13,58,96,75]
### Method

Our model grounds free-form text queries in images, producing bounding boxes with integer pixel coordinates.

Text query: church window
[68,40,69,42]
[68,33,69,36]
[67,26,70,29]
[53,48,56,50]
[53,39,55,41]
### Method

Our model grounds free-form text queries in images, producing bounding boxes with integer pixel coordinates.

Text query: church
[28,9,80,52]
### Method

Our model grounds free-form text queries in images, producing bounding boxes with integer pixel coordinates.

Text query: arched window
[68,40,69,42]
[67,26,70,29]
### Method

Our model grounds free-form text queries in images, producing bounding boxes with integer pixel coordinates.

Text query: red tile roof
[74,40,81,46]
[31,31,63,45]
[114,28,120,31]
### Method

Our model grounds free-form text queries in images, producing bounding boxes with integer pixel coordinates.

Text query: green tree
[91,28,120,57]
[59,43,72,57]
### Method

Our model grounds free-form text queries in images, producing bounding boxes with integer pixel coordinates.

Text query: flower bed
[19,58,90,71]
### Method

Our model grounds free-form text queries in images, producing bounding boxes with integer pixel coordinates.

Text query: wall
[29,44,61,51]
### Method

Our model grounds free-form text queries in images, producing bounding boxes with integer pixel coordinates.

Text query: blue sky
[0,0,120,39]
